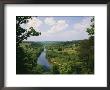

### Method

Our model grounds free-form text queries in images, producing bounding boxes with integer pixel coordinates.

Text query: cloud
[26,16,92,41]
[44,17,56,25]
[29,30,88,41]
[73,17,92,32]
[51,30,88,41]
[20,17,42,32]
[47,20,68,34]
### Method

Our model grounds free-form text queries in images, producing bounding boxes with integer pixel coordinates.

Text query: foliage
[86,17,94,37]
[16,16,94,74]
[78,17,94,73]
[16,16,41,74]
[32,64,46,74]
[16,16,41,46]
[46,17,94,74]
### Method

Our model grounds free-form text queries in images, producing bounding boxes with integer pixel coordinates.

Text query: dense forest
[16,16,94,74]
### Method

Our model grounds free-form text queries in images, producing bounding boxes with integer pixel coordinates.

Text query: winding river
[37,47,51,70]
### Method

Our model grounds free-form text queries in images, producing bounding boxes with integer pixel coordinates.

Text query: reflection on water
[37,48,51,69]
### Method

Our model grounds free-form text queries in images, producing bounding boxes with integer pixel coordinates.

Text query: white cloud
[44,17,56,25]
[20,17,42,32]
[28,30,88,41]
[73,17,92,32]
[52,30,88,41]
[47,20,68,34]
[26,17,92,41]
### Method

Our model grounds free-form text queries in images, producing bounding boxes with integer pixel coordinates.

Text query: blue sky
[21,16,93,41]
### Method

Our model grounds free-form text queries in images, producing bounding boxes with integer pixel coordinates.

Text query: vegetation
[45,17,94,74]
[16,16,94,74]
[16,16,41,74]
[46,40,93,74]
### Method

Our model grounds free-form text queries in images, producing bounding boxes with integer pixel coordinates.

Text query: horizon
[23,39,88,42]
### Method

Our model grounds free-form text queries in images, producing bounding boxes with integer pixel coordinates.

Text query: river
[37,47,51,70]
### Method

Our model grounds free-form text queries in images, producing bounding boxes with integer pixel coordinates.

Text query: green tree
[86,17,94,37]
[78,17,94,74]
[16,16,41,74]
[16,16,41,47]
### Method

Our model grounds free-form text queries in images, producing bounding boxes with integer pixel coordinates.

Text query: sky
[20,16,93,41]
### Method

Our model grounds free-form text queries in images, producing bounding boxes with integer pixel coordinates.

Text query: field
[16,39,94,74]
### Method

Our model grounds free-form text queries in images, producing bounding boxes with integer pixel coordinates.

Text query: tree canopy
[16,16,41,47]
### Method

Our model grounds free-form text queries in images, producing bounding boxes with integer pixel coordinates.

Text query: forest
[16,16,94,74]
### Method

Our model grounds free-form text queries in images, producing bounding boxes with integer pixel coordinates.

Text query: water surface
[37,48,51,69]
